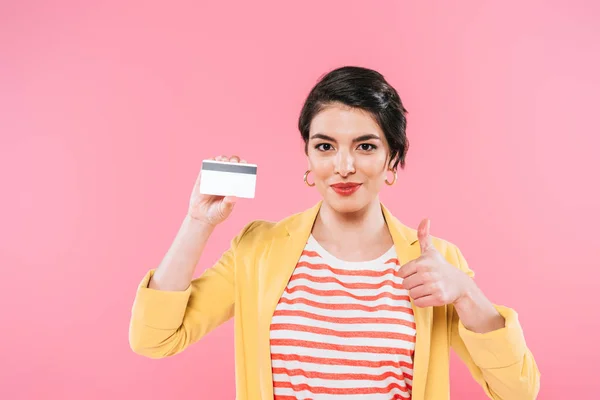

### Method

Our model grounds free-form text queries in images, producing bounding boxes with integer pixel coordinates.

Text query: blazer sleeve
[128,220,258,358]
[448,245,541,400]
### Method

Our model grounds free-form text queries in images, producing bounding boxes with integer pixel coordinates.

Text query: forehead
[309,104,384,138]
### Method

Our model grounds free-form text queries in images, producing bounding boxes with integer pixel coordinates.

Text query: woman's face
[306,103,393,214]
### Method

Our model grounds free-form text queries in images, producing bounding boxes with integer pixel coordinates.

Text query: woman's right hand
[187,155,247,227]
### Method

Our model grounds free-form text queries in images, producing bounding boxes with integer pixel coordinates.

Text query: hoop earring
[385,169,397,186]
[304,170,315,187]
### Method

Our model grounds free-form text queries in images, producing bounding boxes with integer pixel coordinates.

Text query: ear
[386,156,395,171]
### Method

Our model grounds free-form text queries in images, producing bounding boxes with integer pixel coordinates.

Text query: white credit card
[199,160,257,198]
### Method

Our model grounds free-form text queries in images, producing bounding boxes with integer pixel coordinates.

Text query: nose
[334,150,356,178]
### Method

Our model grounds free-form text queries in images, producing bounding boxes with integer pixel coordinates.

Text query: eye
[358,143,377,151]
[315,143,333,151]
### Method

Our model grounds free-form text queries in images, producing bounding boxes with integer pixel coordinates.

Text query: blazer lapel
[257,201,322,399]
[382,204,433,400]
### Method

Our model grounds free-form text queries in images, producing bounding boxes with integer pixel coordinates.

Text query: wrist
[453,279,505,333]
[453,275,478,310]
[183,214,217,232]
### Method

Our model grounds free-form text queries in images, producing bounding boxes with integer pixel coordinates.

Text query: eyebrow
[309,133,382,143]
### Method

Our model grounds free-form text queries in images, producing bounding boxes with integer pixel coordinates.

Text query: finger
[223,195,238,204]
[229,155,240,163]
[397,261,418,279]
[413,295,436,308]
[417,218,434,254]
[219,196,238,214]
[216,155,226,161]
[409,283,433,300]
[402,272,425,290]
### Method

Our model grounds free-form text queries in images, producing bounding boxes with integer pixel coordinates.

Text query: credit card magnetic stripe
[202,162,257,175]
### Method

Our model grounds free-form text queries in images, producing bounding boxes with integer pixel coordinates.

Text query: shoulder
[431,235,474,277]
[232,209,302,244]
[383,204,467,262]
[235,202,320,243]
[232,219,275,245]
[387,212,460,256]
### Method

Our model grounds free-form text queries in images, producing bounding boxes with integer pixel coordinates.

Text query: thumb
[223,195,237,204]
[222,196,238,208]
[417,218,434,254]
[219,196,237,213]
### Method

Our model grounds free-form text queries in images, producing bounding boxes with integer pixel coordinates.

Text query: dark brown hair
[298,66,409,170]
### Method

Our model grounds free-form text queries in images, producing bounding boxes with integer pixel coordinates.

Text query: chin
[325,194,371,214]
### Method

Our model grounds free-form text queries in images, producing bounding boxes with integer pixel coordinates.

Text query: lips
[330,182,362,196]
[331,183,361,189]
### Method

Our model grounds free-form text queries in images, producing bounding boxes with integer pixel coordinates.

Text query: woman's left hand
[398,219,474,308]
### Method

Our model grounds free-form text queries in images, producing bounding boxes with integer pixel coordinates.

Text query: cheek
[311,164,333,182]
[310,159,333,181]
[357,158,386,180]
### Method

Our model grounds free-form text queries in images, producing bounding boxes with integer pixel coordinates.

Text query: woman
[129,66,540,400]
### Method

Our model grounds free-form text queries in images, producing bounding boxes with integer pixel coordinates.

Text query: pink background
[1,1,599,399]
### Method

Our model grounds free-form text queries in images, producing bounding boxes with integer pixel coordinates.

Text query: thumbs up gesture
[397,218,473,308]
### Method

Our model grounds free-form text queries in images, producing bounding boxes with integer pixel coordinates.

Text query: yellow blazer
[129,201,540,400]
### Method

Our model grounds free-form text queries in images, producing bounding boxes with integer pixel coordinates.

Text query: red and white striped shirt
[270,235,416,400]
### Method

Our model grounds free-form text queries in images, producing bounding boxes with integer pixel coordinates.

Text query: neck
[315,198,386,238]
